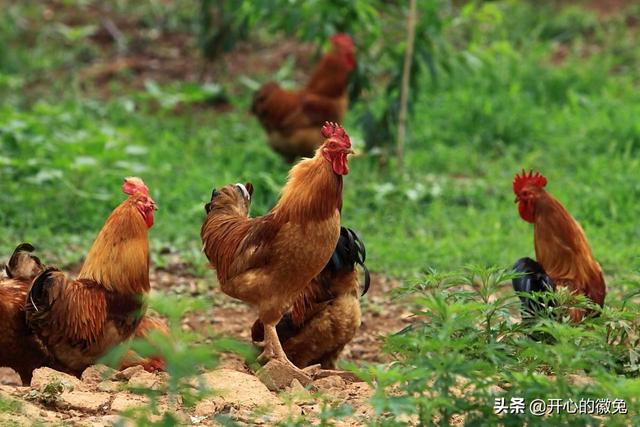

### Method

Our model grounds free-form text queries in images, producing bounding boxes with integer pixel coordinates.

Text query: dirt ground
[0,267,413,426]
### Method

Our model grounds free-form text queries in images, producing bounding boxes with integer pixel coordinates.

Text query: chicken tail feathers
[512,257,556,319]
[328,227,371,296]
[27,267,63,315]
[5,242,44,281]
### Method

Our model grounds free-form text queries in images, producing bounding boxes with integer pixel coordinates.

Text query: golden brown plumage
[513,170,606,321]
[251,34,356,162]
[201,123,353,372]
[0,244,48,384]
[252,227,370,369]
[25,177,157,375]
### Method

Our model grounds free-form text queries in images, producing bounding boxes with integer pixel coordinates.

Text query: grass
[1,0,639,425]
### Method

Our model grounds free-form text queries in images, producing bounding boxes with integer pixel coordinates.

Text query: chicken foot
[257,322,308,375]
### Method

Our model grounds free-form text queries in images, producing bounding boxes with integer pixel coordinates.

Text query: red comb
[321,122,351,147]
[330,33,354,50]
[513,169,547,194]
[122,176,149,196]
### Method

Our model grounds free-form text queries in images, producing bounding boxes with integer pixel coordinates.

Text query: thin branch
[396,0,418,173]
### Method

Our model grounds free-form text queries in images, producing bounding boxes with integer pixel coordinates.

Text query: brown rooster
[252,226,370,369]
[25,177,157,375]
[251,34,356,162]
[0,244,48,384]
[512,170,606,322]
[201,122,353,373]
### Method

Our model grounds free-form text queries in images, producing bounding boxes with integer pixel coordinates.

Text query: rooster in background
[512,170,606,322]
[0,244,48,384]
[25,177,158,376]
[251,34,356,162]
[252,226,370,369]
[201,122,353,374]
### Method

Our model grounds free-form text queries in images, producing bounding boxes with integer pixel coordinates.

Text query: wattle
[518,201,534,223]
[332,154,349,176]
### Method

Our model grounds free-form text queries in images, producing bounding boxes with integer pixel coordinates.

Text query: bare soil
[0,267,412,425]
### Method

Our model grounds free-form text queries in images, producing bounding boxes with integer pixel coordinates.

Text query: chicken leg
[258,322,306,373]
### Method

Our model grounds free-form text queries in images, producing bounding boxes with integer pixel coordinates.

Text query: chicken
[251,226,370,369]
[201,122,353,372]
[0,243,48,384]
[120,314,170,373]
[25,177,157,375]
[512,170,606,322]
[251,34,356,162]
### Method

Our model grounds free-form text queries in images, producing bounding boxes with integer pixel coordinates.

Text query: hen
[0,244,48,383]
[201,122,353,372]
[25,177,157,375]
[252,226,370,369]
[511,170,606,322]
[251,34,356,162]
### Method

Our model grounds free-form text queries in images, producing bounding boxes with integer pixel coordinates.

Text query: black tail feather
[28,267,60,312]
[512,257,556,318]
[327,227,371,296]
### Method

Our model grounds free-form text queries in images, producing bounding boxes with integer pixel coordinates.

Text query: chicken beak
[345,148,355,155]
[514,197,519,204]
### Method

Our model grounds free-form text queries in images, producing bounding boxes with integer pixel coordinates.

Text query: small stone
[0,367,22,386]
[313,375,346,390]
[290,378,305,392]
[128,370,163,391]
[110,392,150,413]
[113,365,144,381]
[31,367,82,392]
[97,380,120,393]
[256,360,312,391]
[58,391,110,413]
[81,365,115,385]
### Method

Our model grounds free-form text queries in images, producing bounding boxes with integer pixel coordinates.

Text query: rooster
[25,177,157,375]
[512,170,606,322]
[201,122,353,373]
[252,226,370,369]
[0,244,48,384]
[251,34,356,162]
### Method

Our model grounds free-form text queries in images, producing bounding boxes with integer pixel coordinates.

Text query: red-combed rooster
[0,244,48,384]
[511,170,606,322]
[25,177,157,375]
[252,226,370,369]
[251,34,356,162]
[201,122,353,373]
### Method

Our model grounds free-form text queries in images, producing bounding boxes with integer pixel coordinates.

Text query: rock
[128,370,163,391]
[30,367,82,392]
[0,367,22,386]
[194,368,294,421]
[97,380,120,393]
[58,391,111,413]
[313,375,346,390]
[81,365,116,385]
[110,392,150,413]
[287,378,313,404]
[289,378,305,392]
[113,365,145,381]
[313,369,362,383]
[256,360,312,391]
